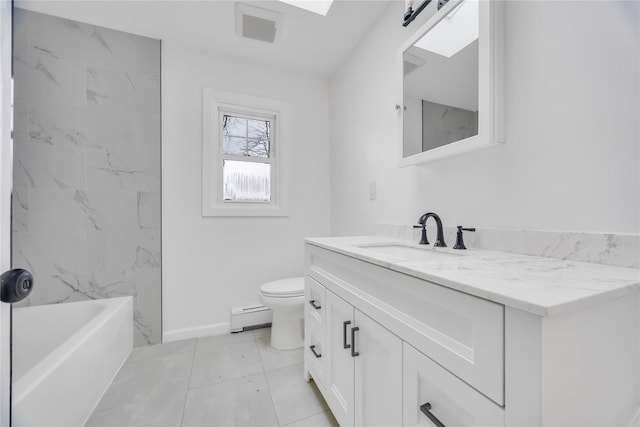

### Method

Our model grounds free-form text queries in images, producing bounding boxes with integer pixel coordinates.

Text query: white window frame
[202,88,289,217]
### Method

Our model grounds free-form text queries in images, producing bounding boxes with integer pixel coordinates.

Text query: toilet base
[269,306,304,350]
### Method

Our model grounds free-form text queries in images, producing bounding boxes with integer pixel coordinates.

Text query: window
[221,112,273,202]
[203,89,288,216]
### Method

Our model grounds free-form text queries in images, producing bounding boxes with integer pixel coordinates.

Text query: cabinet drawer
[306,328,325,384]
[305,276,325,333]
[308,245,504,404]
[403,343,504,427]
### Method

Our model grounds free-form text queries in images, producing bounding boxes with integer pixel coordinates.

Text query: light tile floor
[86,328,338,427]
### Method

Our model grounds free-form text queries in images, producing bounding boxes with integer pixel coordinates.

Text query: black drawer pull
[351,326,360,357]
[343,321,351,349]
[308,300,321,310]
[309,345,322,358]
[420,403,445,427]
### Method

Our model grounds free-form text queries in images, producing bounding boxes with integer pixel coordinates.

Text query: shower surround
[12,9,161,345]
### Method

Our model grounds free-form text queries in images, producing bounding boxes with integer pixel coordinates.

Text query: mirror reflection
[403,0,479,157]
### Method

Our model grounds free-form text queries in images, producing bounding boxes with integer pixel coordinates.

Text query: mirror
[398,0,503,166]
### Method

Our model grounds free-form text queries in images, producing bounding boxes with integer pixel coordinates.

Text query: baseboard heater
[230,305,272,333]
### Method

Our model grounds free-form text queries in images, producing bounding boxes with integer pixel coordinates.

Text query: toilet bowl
[259,277,305,350]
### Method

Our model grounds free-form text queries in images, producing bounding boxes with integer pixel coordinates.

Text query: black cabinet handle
[309,300,321,310]
[309,345,322,358]
[343,321,351,349]
[351,326,360,357]
[420,403,445,427]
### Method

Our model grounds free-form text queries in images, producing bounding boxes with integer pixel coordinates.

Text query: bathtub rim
[12,296,133,405]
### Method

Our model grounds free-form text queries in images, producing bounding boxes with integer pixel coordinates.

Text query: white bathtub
[12,297,133,426]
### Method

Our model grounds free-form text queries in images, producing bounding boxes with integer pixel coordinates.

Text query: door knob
[0,268,33,303]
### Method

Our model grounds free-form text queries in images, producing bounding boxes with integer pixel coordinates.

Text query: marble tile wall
[12,9,161,345]
[421,100,478,151]
[376,224,640,269]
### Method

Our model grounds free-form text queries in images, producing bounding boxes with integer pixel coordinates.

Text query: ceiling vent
[235,3,282,44]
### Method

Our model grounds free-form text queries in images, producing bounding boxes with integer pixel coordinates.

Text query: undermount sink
[353,243,462,261]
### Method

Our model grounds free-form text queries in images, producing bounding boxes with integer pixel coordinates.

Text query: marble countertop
[305,236,640,317]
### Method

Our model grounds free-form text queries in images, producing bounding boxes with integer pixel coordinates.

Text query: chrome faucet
[413,212,447,247]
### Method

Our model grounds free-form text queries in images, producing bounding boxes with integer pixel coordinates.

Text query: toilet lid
[260,277,304,297]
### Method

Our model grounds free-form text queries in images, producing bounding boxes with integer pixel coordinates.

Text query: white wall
[330,0,640,235]
[162,42,330,340]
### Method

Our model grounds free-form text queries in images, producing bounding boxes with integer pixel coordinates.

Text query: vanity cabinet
[305,246,503,426]
[304,239,639,426]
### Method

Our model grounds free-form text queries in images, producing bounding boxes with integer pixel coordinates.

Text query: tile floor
[86,328,338,427]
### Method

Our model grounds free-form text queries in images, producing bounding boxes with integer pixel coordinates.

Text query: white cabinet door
[354,310,402,427]
[325,290,355,427]
[403,343,504,427]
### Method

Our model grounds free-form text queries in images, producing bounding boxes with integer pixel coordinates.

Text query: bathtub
[12,297,133,426]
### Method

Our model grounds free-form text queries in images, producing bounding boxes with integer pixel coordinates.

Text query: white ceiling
[15,0,392,78]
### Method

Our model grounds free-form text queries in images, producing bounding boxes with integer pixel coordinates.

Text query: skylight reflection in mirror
[414,0,478,58]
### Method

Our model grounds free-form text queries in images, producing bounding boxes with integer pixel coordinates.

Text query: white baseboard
[230,305,272,332]
[162,322,230,343]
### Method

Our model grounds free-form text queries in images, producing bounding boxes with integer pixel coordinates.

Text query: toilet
[259,277,305,350]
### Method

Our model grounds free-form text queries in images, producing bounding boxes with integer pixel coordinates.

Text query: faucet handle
[453,226,475,250]
[413,224,429,245]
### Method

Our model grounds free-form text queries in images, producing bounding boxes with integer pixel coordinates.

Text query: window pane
[247,119,268,139]
[224,136,247,156]
[222,114,271,158]
[246,138,270,158]
[223,115,246,137]
[223,160,271,202]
